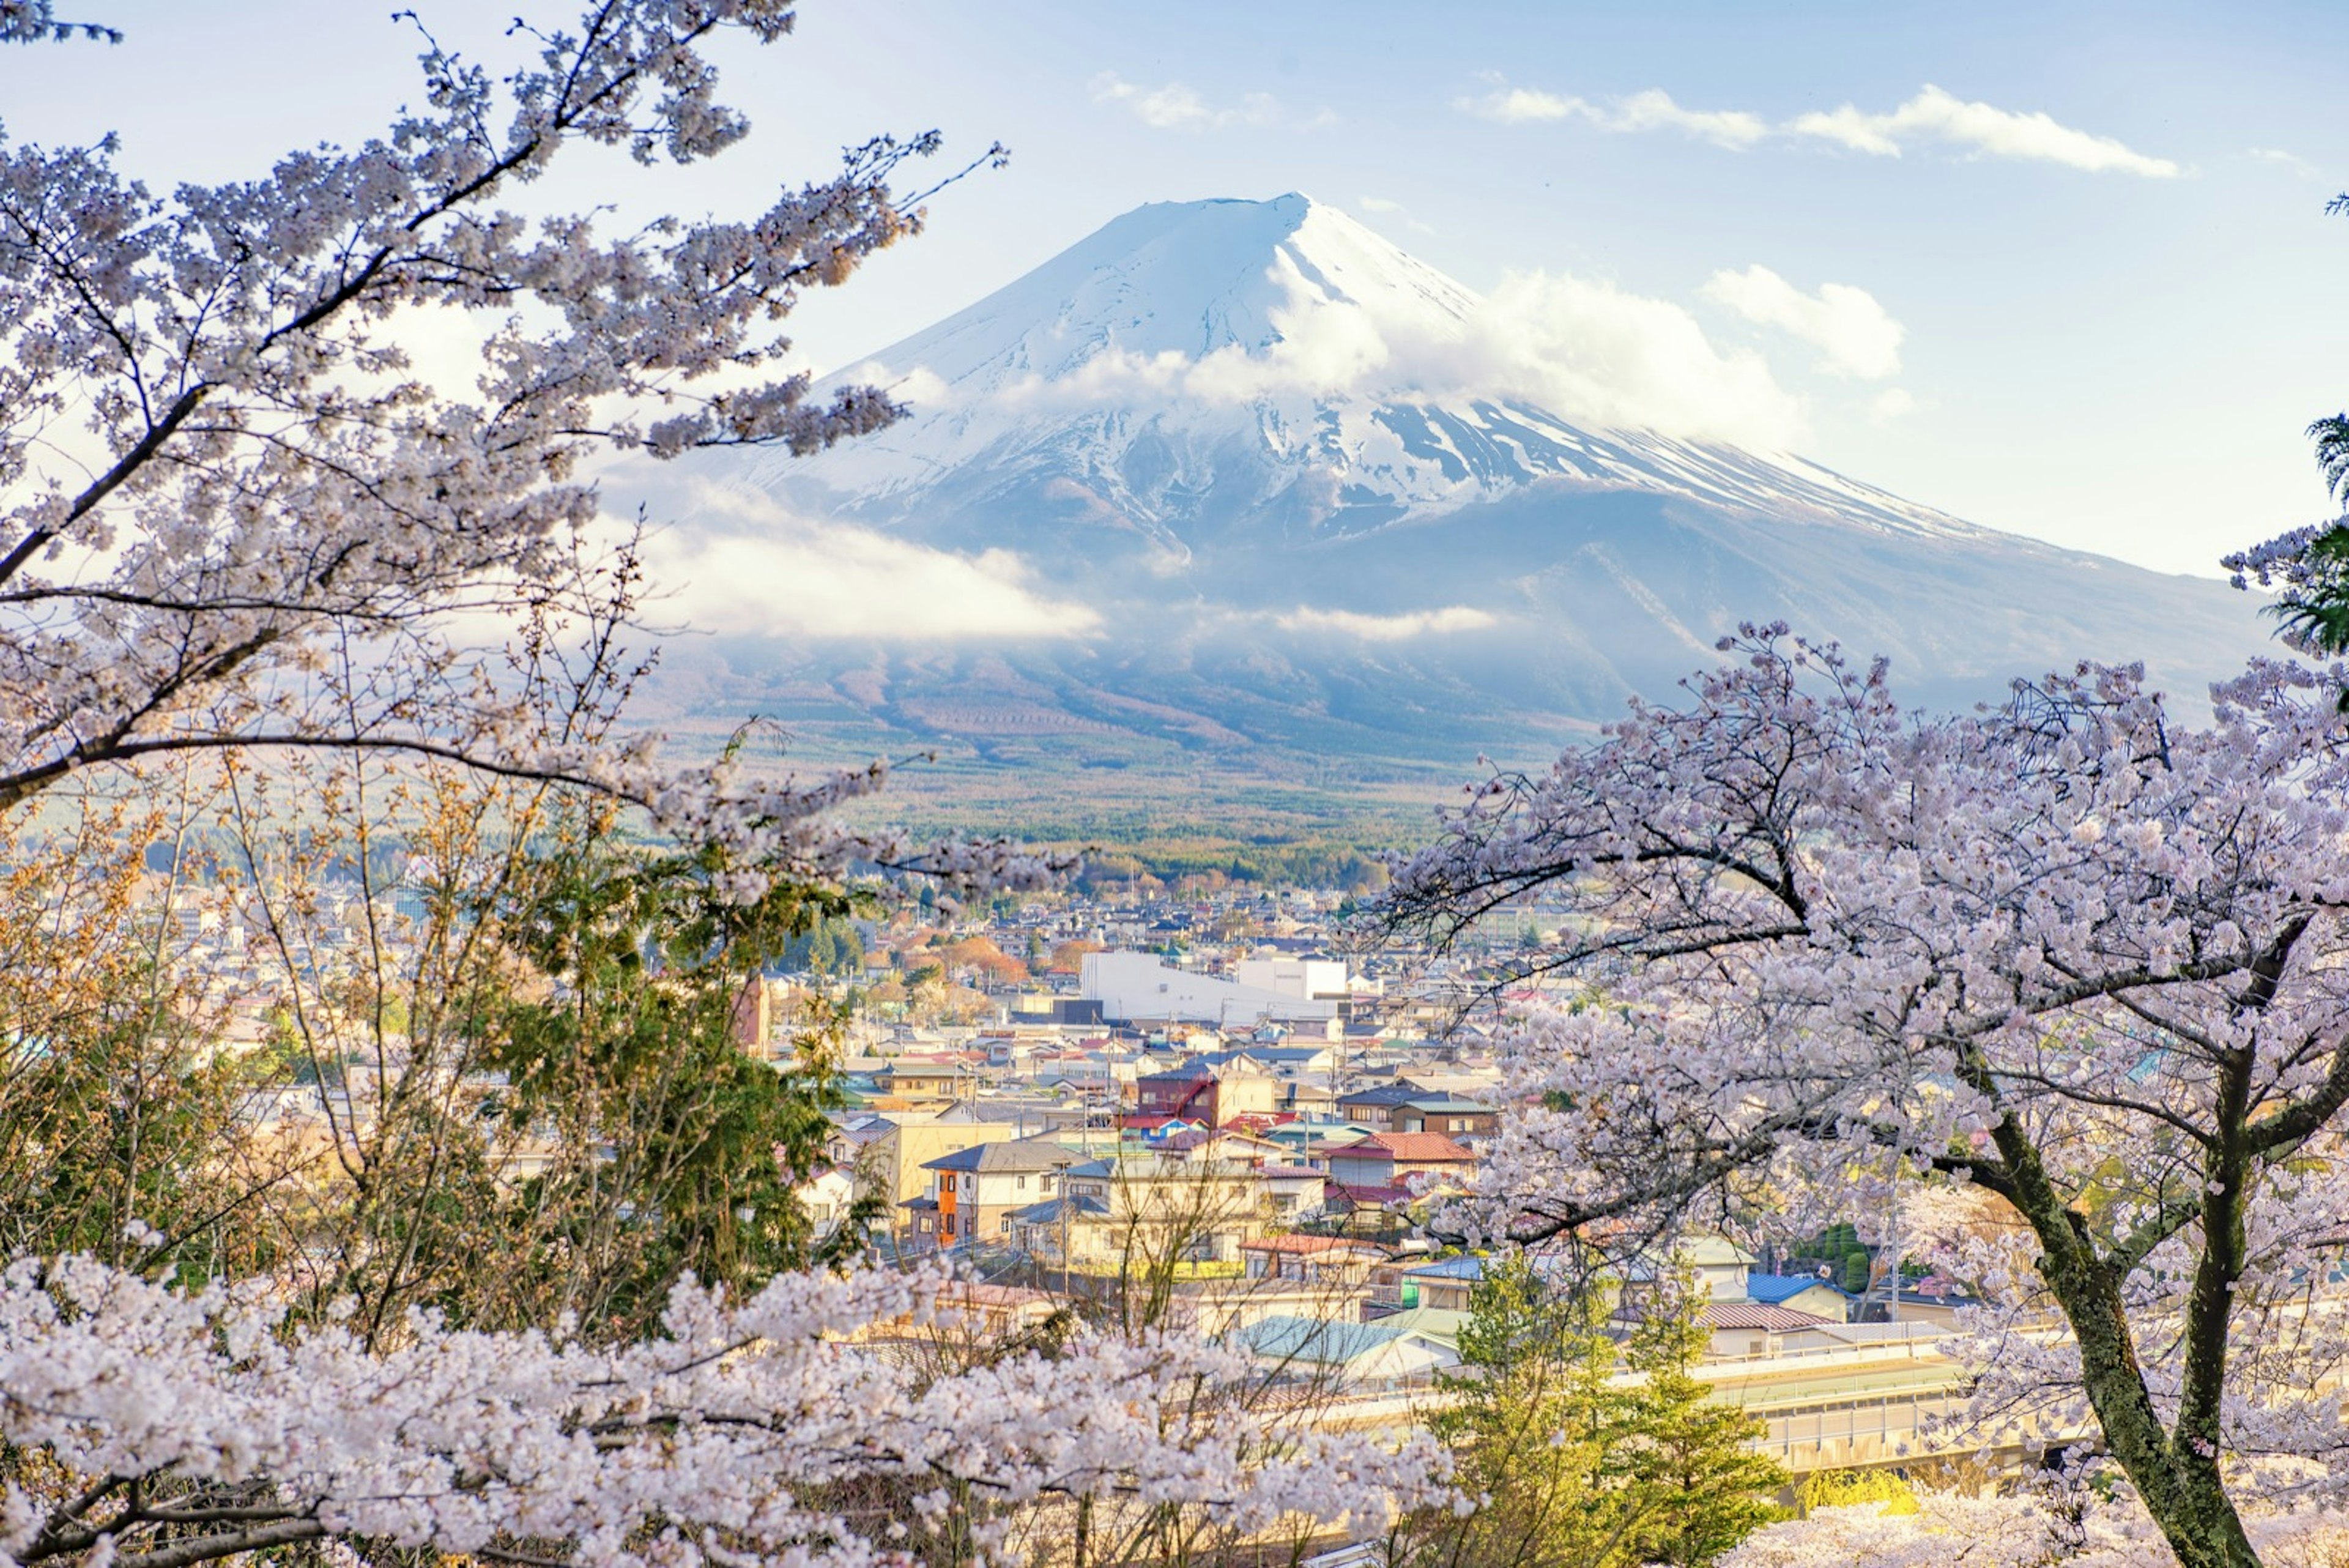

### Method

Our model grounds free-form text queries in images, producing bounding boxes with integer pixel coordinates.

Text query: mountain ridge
[661,194,2271,816]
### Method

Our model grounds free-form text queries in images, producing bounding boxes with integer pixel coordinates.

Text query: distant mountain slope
[672,194,2269,807]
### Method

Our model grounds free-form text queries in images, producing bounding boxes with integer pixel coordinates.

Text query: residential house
[1324,1131,1478,1192]
[1008,1154,1274,1270]
[1256,1163,1327,1220]
[1745,1272,1856,1323]
[1863,1276,1980,1327]
[879,1058,982,1104]
[847,1110,1014,1237]
[795,1167,859,1238]
[1622,1235,1757,1302]
[1126,1061,1278,1132]
[1239,1235,1387,1290]
[1387,1254,1486,1313]
[918,1135,1085,1247]
[1620,1298,1837,1361]
[1332,1084,1427,1131]
[1389,1097,1500,1143]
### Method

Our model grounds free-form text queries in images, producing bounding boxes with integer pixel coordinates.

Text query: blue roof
[1009,1194,1110,1225]
[1746,1273,1853,1306]
[1240,1315,1404,1365]
[1402,1254,1488,1281]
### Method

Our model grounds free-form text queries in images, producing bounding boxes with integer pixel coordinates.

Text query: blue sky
[9,1,2349,577]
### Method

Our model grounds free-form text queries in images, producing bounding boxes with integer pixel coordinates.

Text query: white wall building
[1232,957,1349,1003]
[1081,953,1339,1030]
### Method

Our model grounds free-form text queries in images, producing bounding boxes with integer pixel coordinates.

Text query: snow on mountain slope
[677,195,2270,780]
[739,193,1982,546]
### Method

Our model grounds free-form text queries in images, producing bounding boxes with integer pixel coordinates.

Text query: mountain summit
[748,194,1984,555]
[688,196,2267,806]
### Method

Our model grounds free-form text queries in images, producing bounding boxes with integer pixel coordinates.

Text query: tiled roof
[920,1137,1085,1174]
[1327,1181,1416,1207]
[1357,1132,1477,1162]
[1335,1085,1425,1107]
[1698,1302,1830,1332]
[1242,1234,1382,1255]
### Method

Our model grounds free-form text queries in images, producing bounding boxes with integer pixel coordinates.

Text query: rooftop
[1359,1132,1478,1162]
[1241,1234,1384,1255]
[920,1137,1086,1175]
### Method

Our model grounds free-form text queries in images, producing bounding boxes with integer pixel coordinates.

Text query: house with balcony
[916,1135,1087,1247]
[1008,1154,1274,1270]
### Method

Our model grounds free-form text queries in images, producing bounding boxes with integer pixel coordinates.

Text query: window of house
[1016,1173,1027,1189]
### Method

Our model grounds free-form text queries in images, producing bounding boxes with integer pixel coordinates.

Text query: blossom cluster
[0,1255,1444,1568]
[1724,1488,2349,1568]
[0,0,1015,899]
[1383,624,2349,1531]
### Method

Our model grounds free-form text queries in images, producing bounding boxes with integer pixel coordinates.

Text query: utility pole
[1874,1152,1902,1326]
[1052,1154,1074,1301]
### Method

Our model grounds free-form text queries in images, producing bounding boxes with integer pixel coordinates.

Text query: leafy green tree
[472,828,870,1337]
[1797,1469,1919,1516]
[2226,200,2349,676]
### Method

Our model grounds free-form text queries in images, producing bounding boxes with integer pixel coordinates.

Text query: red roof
[1327,1181,1417,1208]
[1358,1132,1477,1163]
[1241,1234,1382,1255]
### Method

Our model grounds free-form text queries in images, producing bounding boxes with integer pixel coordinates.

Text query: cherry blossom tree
[1722,1486,2349,1568]
[1384,626,2349,1568]
[0,0,1037,895]
[0,1255,1445,1568]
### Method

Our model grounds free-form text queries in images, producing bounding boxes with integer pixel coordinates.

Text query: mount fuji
[664,195,2270,818]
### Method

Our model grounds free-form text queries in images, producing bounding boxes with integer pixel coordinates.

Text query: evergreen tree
[1622,1272,1791,1565]
[1405,1254,1785,1568]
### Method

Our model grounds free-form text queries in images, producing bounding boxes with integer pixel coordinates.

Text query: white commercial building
[1232,957,1350,1003]
[1080,953,1340,1031]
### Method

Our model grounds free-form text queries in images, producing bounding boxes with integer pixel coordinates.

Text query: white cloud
[1602,89,1769,149]
[1461,76,2177,177]
[1454,80,1764,147]
[1868,387,1917,424]
[641,485,1099,641]
[1455,81,1581,124]
[1789,86,2178,176]
[2251,146,2321,179]
[1454,272,1805,447]
[960,248,1805,447]
[950,248,1808,449]
[1091,72,1280,131]
[1701,264,1904,379]
[1277,605,1499,639]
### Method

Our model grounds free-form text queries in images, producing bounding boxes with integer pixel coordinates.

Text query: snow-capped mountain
[743,195,1984,554]
[680,195,2270,787]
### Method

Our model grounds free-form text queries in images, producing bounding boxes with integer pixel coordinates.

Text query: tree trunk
[1992,1115,2262,1568]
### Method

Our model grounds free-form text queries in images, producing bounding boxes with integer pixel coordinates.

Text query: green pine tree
[1621,1271,1791,1565]
[1403,1254,1786,1568]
